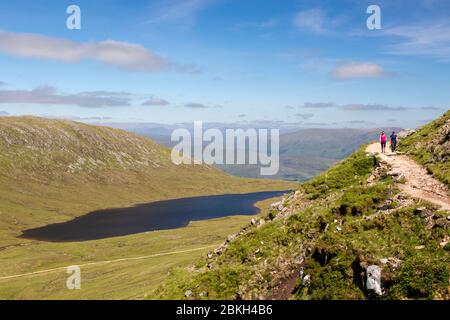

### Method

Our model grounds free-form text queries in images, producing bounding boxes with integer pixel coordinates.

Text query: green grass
[156,145,449,300]
[398,110,450,187]
[0,196,284,299]
[301,147,375,199]
[0,216,245,299]
[0,116,296,299]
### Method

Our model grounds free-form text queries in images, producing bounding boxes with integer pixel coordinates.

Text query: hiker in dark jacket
[390,131,398,152]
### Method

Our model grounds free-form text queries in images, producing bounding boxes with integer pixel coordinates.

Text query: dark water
[20,190,289,242]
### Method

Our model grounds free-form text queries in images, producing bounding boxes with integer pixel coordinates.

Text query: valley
[0,116,295,299]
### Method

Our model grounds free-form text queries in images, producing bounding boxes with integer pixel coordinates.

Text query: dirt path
[366,142,450,211]
[0,245,217,281]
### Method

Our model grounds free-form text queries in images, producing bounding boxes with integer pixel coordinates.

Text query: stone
[251,218,257,225]
[414,245,425,250]
[434,218,449,228]
[302,274,311,286]
[271,201,282,209]
[185,289,193,298]
[414,207,427,214]
[366,265,382,296]
[207,252,213,259]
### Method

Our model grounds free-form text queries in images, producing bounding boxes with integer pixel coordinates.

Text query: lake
[20,190,289,242]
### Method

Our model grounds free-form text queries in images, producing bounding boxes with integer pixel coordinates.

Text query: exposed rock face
[397,129,416,139]
[366,265,382,296]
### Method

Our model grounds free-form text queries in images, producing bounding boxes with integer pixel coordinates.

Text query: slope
[156,116,449,300]
[0,116,294,242]
[398,110,450,187]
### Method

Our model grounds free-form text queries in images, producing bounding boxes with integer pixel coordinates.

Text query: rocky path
[366,142,450,211]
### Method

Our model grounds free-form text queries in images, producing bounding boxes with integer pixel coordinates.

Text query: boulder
[397,129,416,139]
[366,265,382,296]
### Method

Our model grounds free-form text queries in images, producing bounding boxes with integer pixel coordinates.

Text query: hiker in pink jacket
[380,131,387,153]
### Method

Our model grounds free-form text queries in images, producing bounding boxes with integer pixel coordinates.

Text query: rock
[271,201,282,210]
[336,226,342,232]
[251,218,257,225]
[414,207,427,214]
[387,170,401,177]
[414,245,425,250]
[366,265,382,296]
[439,236,450,247]
[433,218,449,229]
[447,216,450,221]
[302,274,311,286]
[397,129,416,139]
[379,257,401,270]
[257,219,266,227]
[185,290,193,298]
[295,256,304,265]
[207,263,213,269]
[207,252,214,259]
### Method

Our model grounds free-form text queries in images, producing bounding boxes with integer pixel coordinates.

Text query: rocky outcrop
[366,265,382,296]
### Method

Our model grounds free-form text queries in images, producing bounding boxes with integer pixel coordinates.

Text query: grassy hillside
[156,144,449,300]
[0,116,294,242]
[399,110,450,187]
[0,116,295,299]
[110,124,401,182]
[155,127,400,182]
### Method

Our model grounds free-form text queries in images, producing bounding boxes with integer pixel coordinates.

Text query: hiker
[380,131,387,153]
[390,131,398,152]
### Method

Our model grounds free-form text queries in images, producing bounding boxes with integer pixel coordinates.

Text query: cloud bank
[0,31,198,73]
[0,86,131,107]
[142,98,170,106]
[332,62,385,79]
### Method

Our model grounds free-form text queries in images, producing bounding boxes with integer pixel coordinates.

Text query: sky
[0,0,449,128]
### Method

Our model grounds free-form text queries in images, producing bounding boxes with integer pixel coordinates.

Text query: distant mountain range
[99,123,402,181]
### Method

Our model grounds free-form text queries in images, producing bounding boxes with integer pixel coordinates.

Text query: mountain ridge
[156,111,450,300]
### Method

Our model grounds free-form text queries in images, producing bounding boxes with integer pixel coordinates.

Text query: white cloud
[142,98,170,106]
[146,0,216,26]
[383,21,450,60]
[185,103,209,109]
[332,62,385,79]
[342,104,409,111]
[0,31,172,73]
[301,102,336,109]
[0,86,131,107]
[293,8,325,33]
[295,113,314,119]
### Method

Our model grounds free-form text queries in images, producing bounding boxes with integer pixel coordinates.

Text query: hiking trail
[366,142,450,211]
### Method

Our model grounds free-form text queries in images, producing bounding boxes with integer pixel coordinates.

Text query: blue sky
[0,0,449,128]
